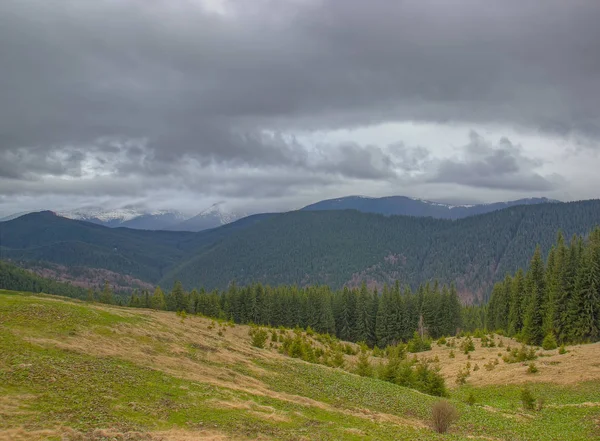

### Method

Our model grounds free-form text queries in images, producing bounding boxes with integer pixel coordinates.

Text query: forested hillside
[0,260,88,299]
[487,228,600,345]
[3,201,600,301]
[0,211,269,283]
[163,200,600,300]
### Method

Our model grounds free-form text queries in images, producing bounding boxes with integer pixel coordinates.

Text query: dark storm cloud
[0,0,597,208]
[431,131,560,191]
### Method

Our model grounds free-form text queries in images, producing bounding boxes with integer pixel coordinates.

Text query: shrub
[473,363,480,371]
[449,350,455,358]
[521,388,536,410]
[249,327,268,348]
[460,337,475,354]
[455,367,470,385]
[408,332,432,353]
[271,330,279,342]
[355,346,373,377]
[536,397,545,411]
[527,362,538,374]
[484,360,495,371]
[437,337,447,346]
[332,350,345,368]
[431,400,458,434]
[558,344,567,355]
[466,392,476,406]
[542,333,558,350]
[502,345,537,363]
[415,361,448,397]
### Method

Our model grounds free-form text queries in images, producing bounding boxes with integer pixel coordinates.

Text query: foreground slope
[1,290,600,440]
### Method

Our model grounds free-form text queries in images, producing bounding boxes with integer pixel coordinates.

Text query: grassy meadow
[1,289,599,440]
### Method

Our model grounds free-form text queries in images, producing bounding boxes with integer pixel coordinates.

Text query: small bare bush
[431,400,459,434]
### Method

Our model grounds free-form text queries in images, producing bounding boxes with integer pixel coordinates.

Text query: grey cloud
[0,0,597,212]
[431,131,561,191]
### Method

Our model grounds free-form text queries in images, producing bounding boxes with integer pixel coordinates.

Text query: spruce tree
[522,246,546,345]
[151,286,167,310]
[507,269,525,336]
[99,281,113,304]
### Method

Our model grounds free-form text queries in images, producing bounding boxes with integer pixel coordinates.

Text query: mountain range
[2,198,599,302]
[301,196,558,219]
[1,195,557,232]
[0,203,246,232]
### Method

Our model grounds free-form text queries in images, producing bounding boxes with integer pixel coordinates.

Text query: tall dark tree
[522,246,545,345]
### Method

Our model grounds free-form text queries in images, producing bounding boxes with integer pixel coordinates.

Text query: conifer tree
[354,282,372,344]
[151,286,167,310]
[99,281,113,304]
[507,269,525,336]
[522,246,546,345]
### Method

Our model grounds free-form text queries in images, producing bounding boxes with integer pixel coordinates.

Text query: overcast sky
[1,0,599,216]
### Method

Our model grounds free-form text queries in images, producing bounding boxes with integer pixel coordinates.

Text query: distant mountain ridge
[1,195,558,231]
[3,200,600,303]
[1,204,246,232]
[301,195,559,219]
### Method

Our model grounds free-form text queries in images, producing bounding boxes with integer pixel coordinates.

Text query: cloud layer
[1,0,599,214]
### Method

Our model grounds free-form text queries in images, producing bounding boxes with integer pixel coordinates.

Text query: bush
[558,344,567,355]
[249,327,268,348]
[408,332,432,353]
[455,367,470,385]
[502,345,537,363]
[460,337,475,354]
[437,337,447,346]
[466,392,476,406]
[415,361,448,397]
[449,350,455,358]
[542,333,558,350]
[355,346,373,377]
[527,362,538,374]
[332,350,345,368]
[431,400,458,434]
[521,388,536,410]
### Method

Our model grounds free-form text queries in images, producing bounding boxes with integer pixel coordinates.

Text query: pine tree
[99,281,113,304]
[376,285,393,347]
[354,282,372,344]
[151,286,167,310]
[507,269,525,336]
[522,246,546,345]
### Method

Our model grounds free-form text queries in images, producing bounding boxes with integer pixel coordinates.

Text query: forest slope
[3,200,600,301]
[164,200,600,300]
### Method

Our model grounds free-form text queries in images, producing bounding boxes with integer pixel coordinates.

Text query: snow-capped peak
[58,207,144,222]
[195,202,246,225]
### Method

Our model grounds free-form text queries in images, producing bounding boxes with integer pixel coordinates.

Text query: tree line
[487,229,600,345]
[122,279,462,348]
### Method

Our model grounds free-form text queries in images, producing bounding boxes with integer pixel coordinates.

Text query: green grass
[1,290,600,440]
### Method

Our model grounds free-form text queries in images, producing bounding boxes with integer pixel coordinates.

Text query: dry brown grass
[415,336,600,387]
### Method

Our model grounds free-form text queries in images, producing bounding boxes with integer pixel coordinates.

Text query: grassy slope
[1,290,599,441]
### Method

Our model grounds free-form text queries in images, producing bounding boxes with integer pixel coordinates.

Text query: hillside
[3,201,600,301]
[163,200,600,300]
[302,195,557,219]
[0,212,269,285]
[1,290,600,440]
